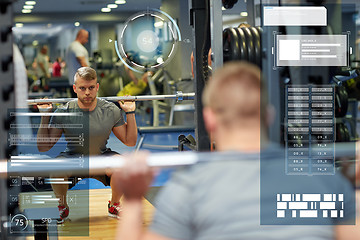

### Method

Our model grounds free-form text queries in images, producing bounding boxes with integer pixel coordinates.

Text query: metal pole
[26,92,195,104]
[190,0,211,151]
[209,0,223,70]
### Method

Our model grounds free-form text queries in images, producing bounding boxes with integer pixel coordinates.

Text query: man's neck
[77,98,97,111]
[214,126,266,152]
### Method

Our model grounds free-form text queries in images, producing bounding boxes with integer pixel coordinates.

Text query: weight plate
[249,27,261,68]
[234,27,248,61]
[241,27,255,64]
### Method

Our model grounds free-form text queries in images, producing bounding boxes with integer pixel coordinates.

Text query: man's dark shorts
[56,148,120,186]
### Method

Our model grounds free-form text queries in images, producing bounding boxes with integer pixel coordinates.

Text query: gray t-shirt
[150,151,355,240]
[50,98,125,155]
[36,52,49,78]
[66,41,89,85]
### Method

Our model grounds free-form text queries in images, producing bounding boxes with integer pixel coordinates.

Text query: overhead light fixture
[107,4,118,8]
[32,40,39,46]
[25,1,36,5]
[22,9,31,13]
[101,8,111,12]
[15,23,24,28]
[154,21,164,28]
[23,5,34,9]
[115,0,126,4]
[74,22,80,27]
[240,12,248,17]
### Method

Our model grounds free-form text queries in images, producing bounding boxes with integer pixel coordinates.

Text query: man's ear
[96,82,99,91]
[203,107,217,133]
[73,84,77,94]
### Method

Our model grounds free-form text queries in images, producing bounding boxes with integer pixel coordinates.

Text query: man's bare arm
[36,104,63,152]
[113,100,137,146]
[112,120,137,147]
[76,56,88,67]
[114,153,175,240]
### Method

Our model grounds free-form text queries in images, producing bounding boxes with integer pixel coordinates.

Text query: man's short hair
[74,67,97,84]
[202,61,263,126]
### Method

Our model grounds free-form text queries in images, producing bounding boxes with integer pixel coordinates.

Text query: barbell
[1,142,358,178]
[26,91,195,105]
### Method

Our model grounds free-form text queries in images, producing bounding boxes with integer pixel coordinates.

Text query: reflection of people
[66,29,89,85]
[117,64,151,96]
[52,57,62,77]
[36,45,51,86]
[36,67,137,223]
[114,62,359,240]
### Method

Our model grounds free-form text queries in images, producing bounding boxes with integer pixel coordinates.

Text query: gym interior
[1,0,360,239]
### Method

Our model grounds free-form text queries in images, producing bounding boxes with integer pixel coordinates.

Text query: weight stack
[223,26,262,68]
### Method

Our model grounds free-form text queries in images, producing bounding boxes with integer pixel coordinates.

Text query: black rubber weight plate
[249,27,261,67]
[223,28,240,62]
[241,27,255,64]
[223,28,241,62]
[234,27,248,61]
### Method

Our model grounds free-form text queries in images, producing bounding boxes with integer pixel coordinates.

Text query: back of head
[76,29,89,44]
[202,61,262,128]
[40,45,48,54]
[74,67,97,84]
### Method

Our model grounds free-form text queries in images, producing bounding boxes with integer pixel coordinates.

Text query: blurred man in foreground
[114,62,359,240]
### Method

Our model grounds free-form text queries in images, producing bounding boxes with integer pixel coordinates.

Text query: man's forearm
[37,117,51,151]
[76,56,89,67]
[116,199,143,240]
[125,114,137,146]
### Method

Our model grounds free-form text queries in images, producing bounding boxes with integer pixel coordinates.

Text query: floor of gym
[21,189,155,239]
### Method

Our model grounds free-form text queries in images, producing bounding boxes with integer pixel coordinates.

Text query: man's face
[73,77,99,105]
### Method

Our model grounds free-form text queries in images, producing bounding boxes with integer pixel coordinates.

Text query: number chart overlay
[285,85,335,175]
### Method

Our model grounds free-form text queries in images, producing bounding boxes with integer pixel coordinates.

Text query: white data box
[264,6,327,26]
[279,40,300,60]
[277,35,348,67]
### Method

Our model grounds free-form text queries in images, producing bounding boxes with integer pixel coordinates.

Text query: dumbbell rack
[285,85,335,175]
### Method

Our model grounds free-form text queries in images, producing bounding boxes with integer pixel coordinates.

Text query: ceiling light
[25,1,36,5]
[101,8,111,12]
[74,22,80,27]
[154,21,164,28]
[23,5,34,9]
[32,40,39,46]
[115,0,126,4]
[240,12,248,17]
[22,9,31,13]
[15,23,24,28]
[107,4,118,8]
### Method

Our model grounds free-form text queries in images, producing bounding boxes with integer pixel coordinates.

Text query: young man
[113,62,359,240]
[37,67,137,223]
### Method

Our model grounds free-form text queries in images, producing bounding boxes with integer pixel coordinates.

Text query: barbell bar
[1,142,359,178]
[26,91,195,105]
[1,151,208,177]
